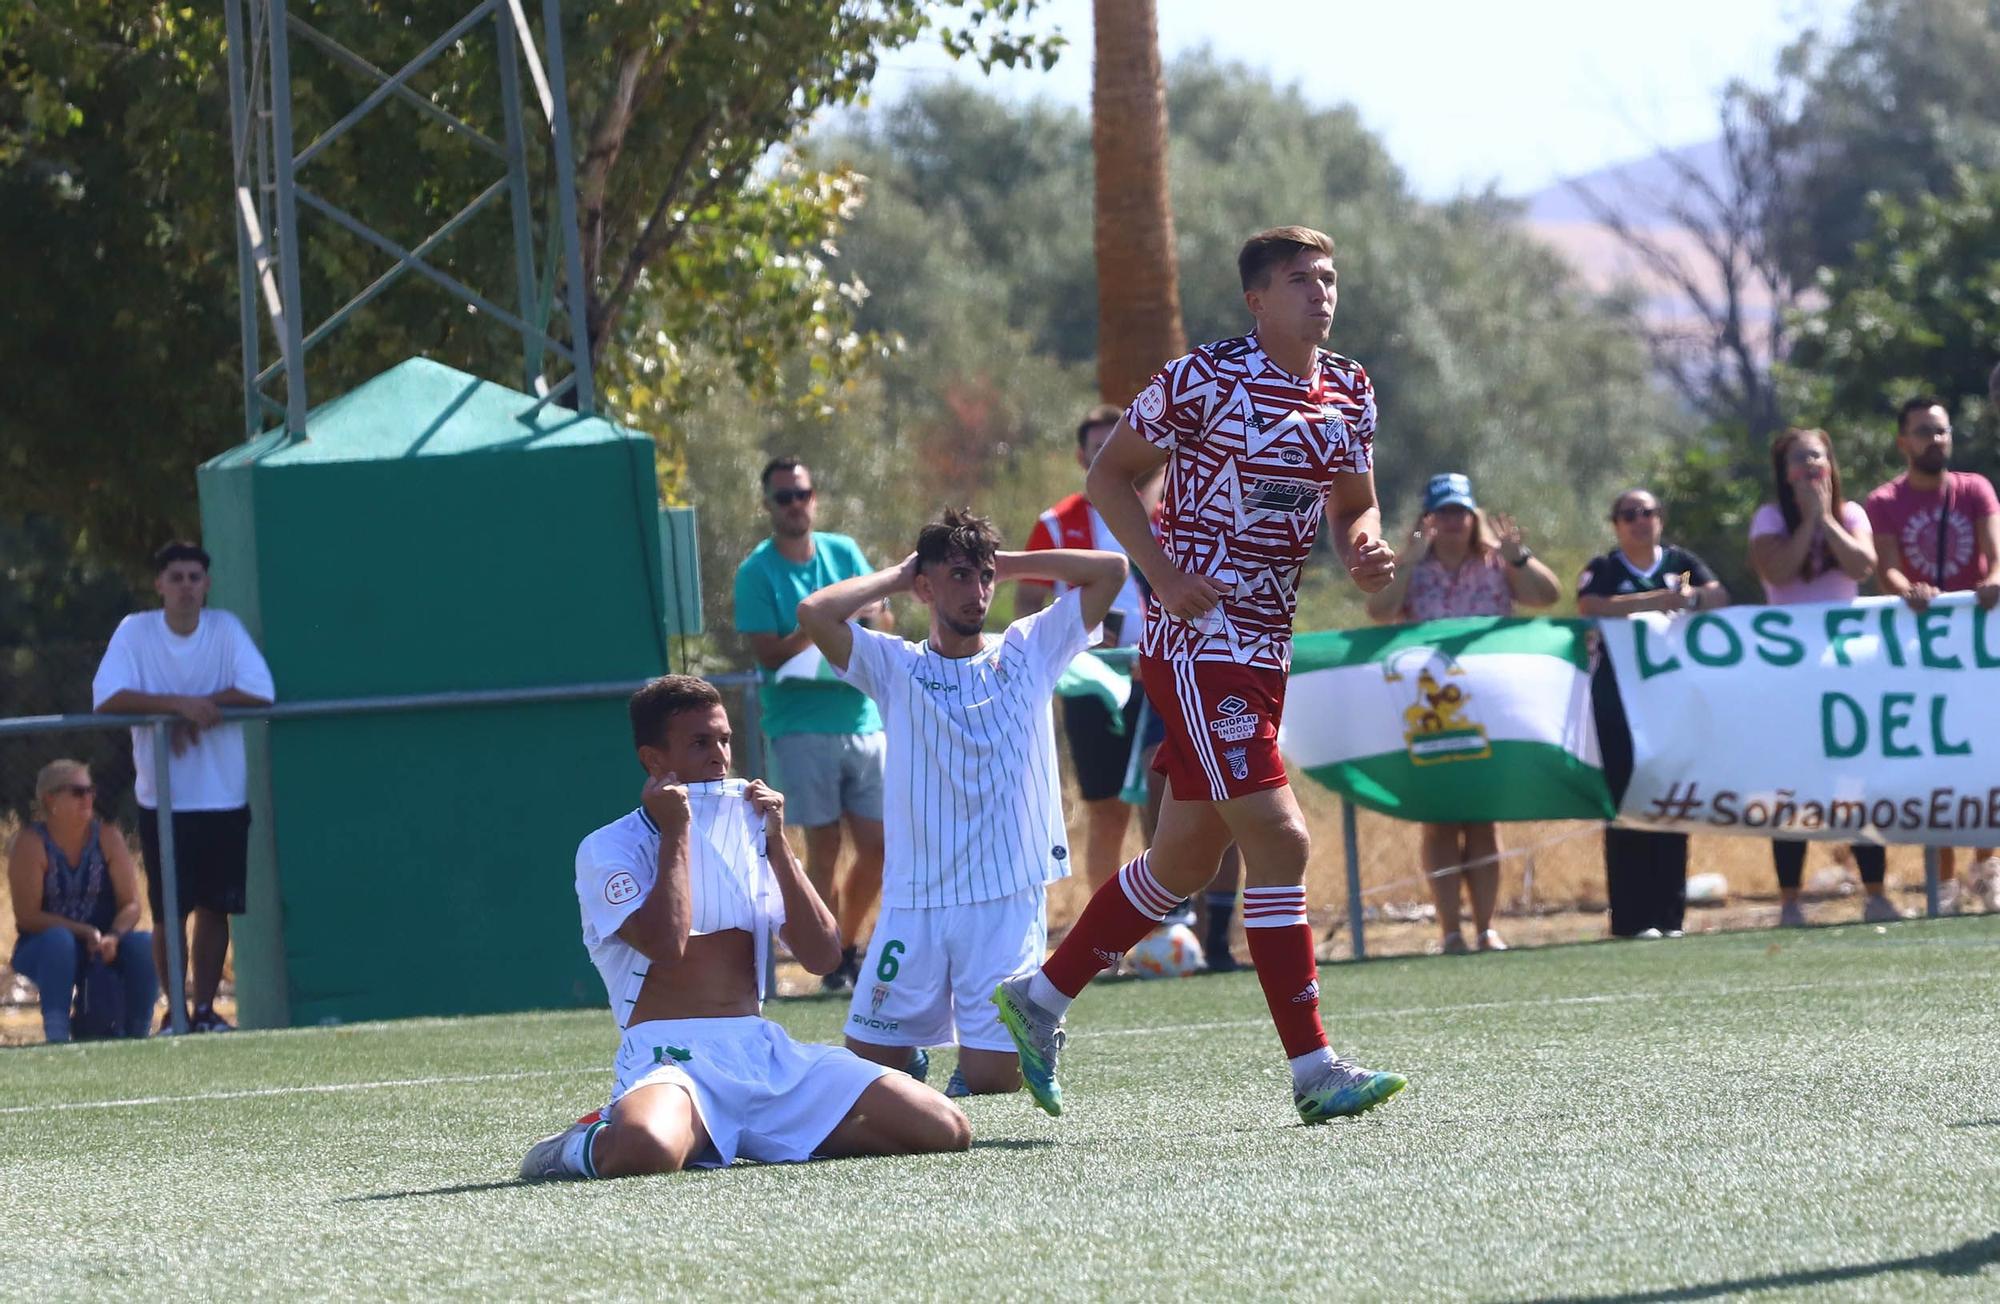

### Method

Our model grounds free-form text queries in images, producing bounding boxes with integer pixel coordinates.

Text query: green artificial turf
[3,920,1996,1301]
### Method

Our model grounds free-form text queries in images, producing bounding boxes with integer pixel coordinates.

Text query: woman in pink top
[1367,473,1561,955]
[1748,427,1898,926]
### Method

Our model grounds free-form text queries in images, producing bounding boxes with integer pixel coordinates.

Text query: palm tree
[1091,0,1186,406]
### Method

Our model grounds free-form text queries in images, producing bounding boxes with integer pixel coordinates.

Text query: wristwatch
[1509,546,1534,568]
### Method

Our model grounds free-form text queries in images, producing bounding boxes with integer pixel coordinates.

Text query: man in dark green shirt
[734,458,886,992]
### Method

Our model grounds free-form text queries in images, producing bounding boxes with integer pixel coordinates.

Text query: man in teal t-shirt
[734,458,887,993]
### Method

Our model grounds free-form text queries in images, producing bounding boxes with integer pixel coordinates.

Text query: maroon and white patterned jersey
[1124,334,1376,670]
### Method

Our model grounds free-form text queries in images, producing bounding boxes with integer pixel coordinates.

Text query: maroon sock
[1042,853,1184,997]
[1242,886,1327,1059]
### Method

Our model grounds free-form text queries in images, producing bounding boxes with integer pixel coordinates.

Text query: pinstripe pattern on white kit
[837,590,1092,909]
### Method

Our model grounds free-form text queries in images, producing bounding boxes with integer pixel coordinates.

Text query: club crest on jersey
[604,871,641,906]
[869,984,890,1017]
[1224,746,1250,780]
[1052,845,1068,861]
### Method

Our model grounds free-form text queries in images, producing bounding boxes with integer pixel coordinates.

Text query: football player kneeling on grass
[520,676,969,1181]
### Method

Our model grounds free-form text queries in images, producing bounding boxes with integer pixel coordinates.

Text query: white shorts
[845,885,1047,1053]
[608,1016,888,1168]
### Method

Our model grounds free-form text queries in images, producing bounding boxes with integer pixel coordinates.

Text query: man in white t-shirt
[796,508,1127,1097]
[520,675,968,1181]
[92,541,275,1033]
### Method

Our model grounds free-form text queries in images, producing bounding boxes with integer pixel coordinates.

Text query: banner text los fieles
[1608,597,2000,844]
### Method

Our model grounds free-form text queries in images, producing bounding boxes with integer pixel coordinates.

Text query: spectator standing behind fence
[7,761,157,1041]
[1365,473,1560,954]
[1864,396,2000,915]
[1749,428,1901,926]
[732,458,888,991]
[91,541,274,1033]
[1575,490,1729,939]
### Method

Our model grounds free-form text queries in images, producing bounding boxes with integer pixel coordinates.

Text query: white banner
[1604,594,2000,845]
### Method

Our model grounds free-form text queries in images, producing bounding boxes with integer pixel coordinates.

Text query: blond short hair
[33,759,89,818]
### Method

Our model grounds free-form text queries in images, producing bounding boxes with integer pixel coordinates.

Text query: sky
[865,0,1855,200]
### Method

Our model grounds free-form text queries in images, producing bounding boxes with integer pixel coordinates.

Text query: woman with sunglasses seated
[1575,489,1730,940]
[7,759,158,1041]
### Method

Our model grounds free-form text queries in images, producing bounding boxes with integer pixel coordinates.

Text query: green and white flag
[1280,617,1612,822]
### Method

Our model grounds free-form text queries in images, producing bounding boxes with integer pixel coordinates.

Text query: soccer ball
[1126,923,1207,979]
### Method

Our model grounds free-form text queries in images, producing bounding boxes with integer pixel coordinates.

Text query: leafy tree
[1778,0,2000,283]
[0,0,1062,584]
[1783,165,2000,489]
[822,57,1686,565]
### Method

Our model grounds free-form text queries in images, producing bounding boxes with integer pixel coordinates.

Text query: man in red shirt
[995,226,1408,1123]
[1016,405,1153,894]
[1865,395,2000,913]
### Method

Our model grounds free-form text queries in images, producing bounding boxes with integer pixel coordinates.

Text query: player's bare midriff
[626,929,761,1023]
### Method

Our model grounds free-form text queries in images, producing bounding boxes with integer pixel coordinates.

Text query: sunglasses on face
[1614,507,1660,523]
[60,784,96,798]
[768,488,814,507]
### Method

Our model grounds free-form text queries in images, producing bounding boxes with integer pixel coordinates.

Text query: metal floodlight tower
[223,0,596,441]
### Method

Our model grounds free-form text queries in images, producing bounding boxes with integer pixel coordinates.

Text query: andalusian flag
[1279,617,1612,822]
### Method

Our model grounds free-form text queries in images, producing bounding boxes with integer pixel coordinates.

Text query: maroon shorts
[1137,655,1290,802]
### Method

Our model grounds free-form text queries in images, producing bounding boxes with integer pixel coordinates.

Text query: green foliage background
[7,0,2000,685]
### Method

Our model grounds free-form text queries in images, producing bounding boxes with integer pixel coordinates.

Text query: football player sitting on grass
[519,675,969,1181]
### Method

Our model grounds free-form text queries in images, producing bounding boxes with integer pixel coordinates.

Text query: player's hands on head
[642,770,691,829]
[1154,567,1232,621]
[895,552,921,591]
[744,779,786,832]
[1347,532,1397,593]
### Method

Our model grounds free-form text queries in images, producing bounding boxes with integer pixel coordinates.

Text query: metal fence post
[1342,799,1366,960]
[1924,846,1940,918]
[152,721,191,1036]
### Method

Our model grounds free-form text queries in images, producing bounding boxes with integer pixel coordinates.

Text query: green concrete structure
[198,358,677,1027]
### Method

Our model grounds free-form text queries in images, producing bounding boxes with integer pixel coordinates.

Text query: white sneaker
[1938,880,1962,916]
[1635,928,1663,940]
[1477,929,1507,953]
[1861,894,1906,924]
[520,1120,594,1182]
[1970,858,2000,913]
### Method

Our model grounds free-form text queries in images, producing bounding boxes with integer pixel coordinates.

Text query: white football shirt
[575,780,784,1029]
[836,587,1092,908]
[90,609,276,810]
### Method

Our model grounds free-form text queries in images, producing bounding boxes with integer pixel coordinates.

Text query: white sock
[1026,970,1072,1018]
[1289,1046,1338,1092]
[560,1120,604,1178]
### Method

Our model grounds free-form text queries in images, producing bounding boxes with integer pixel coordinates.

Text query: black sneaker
[1202,948,1241,975]
[190,1005,235,1033]
[821,945,859,995]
